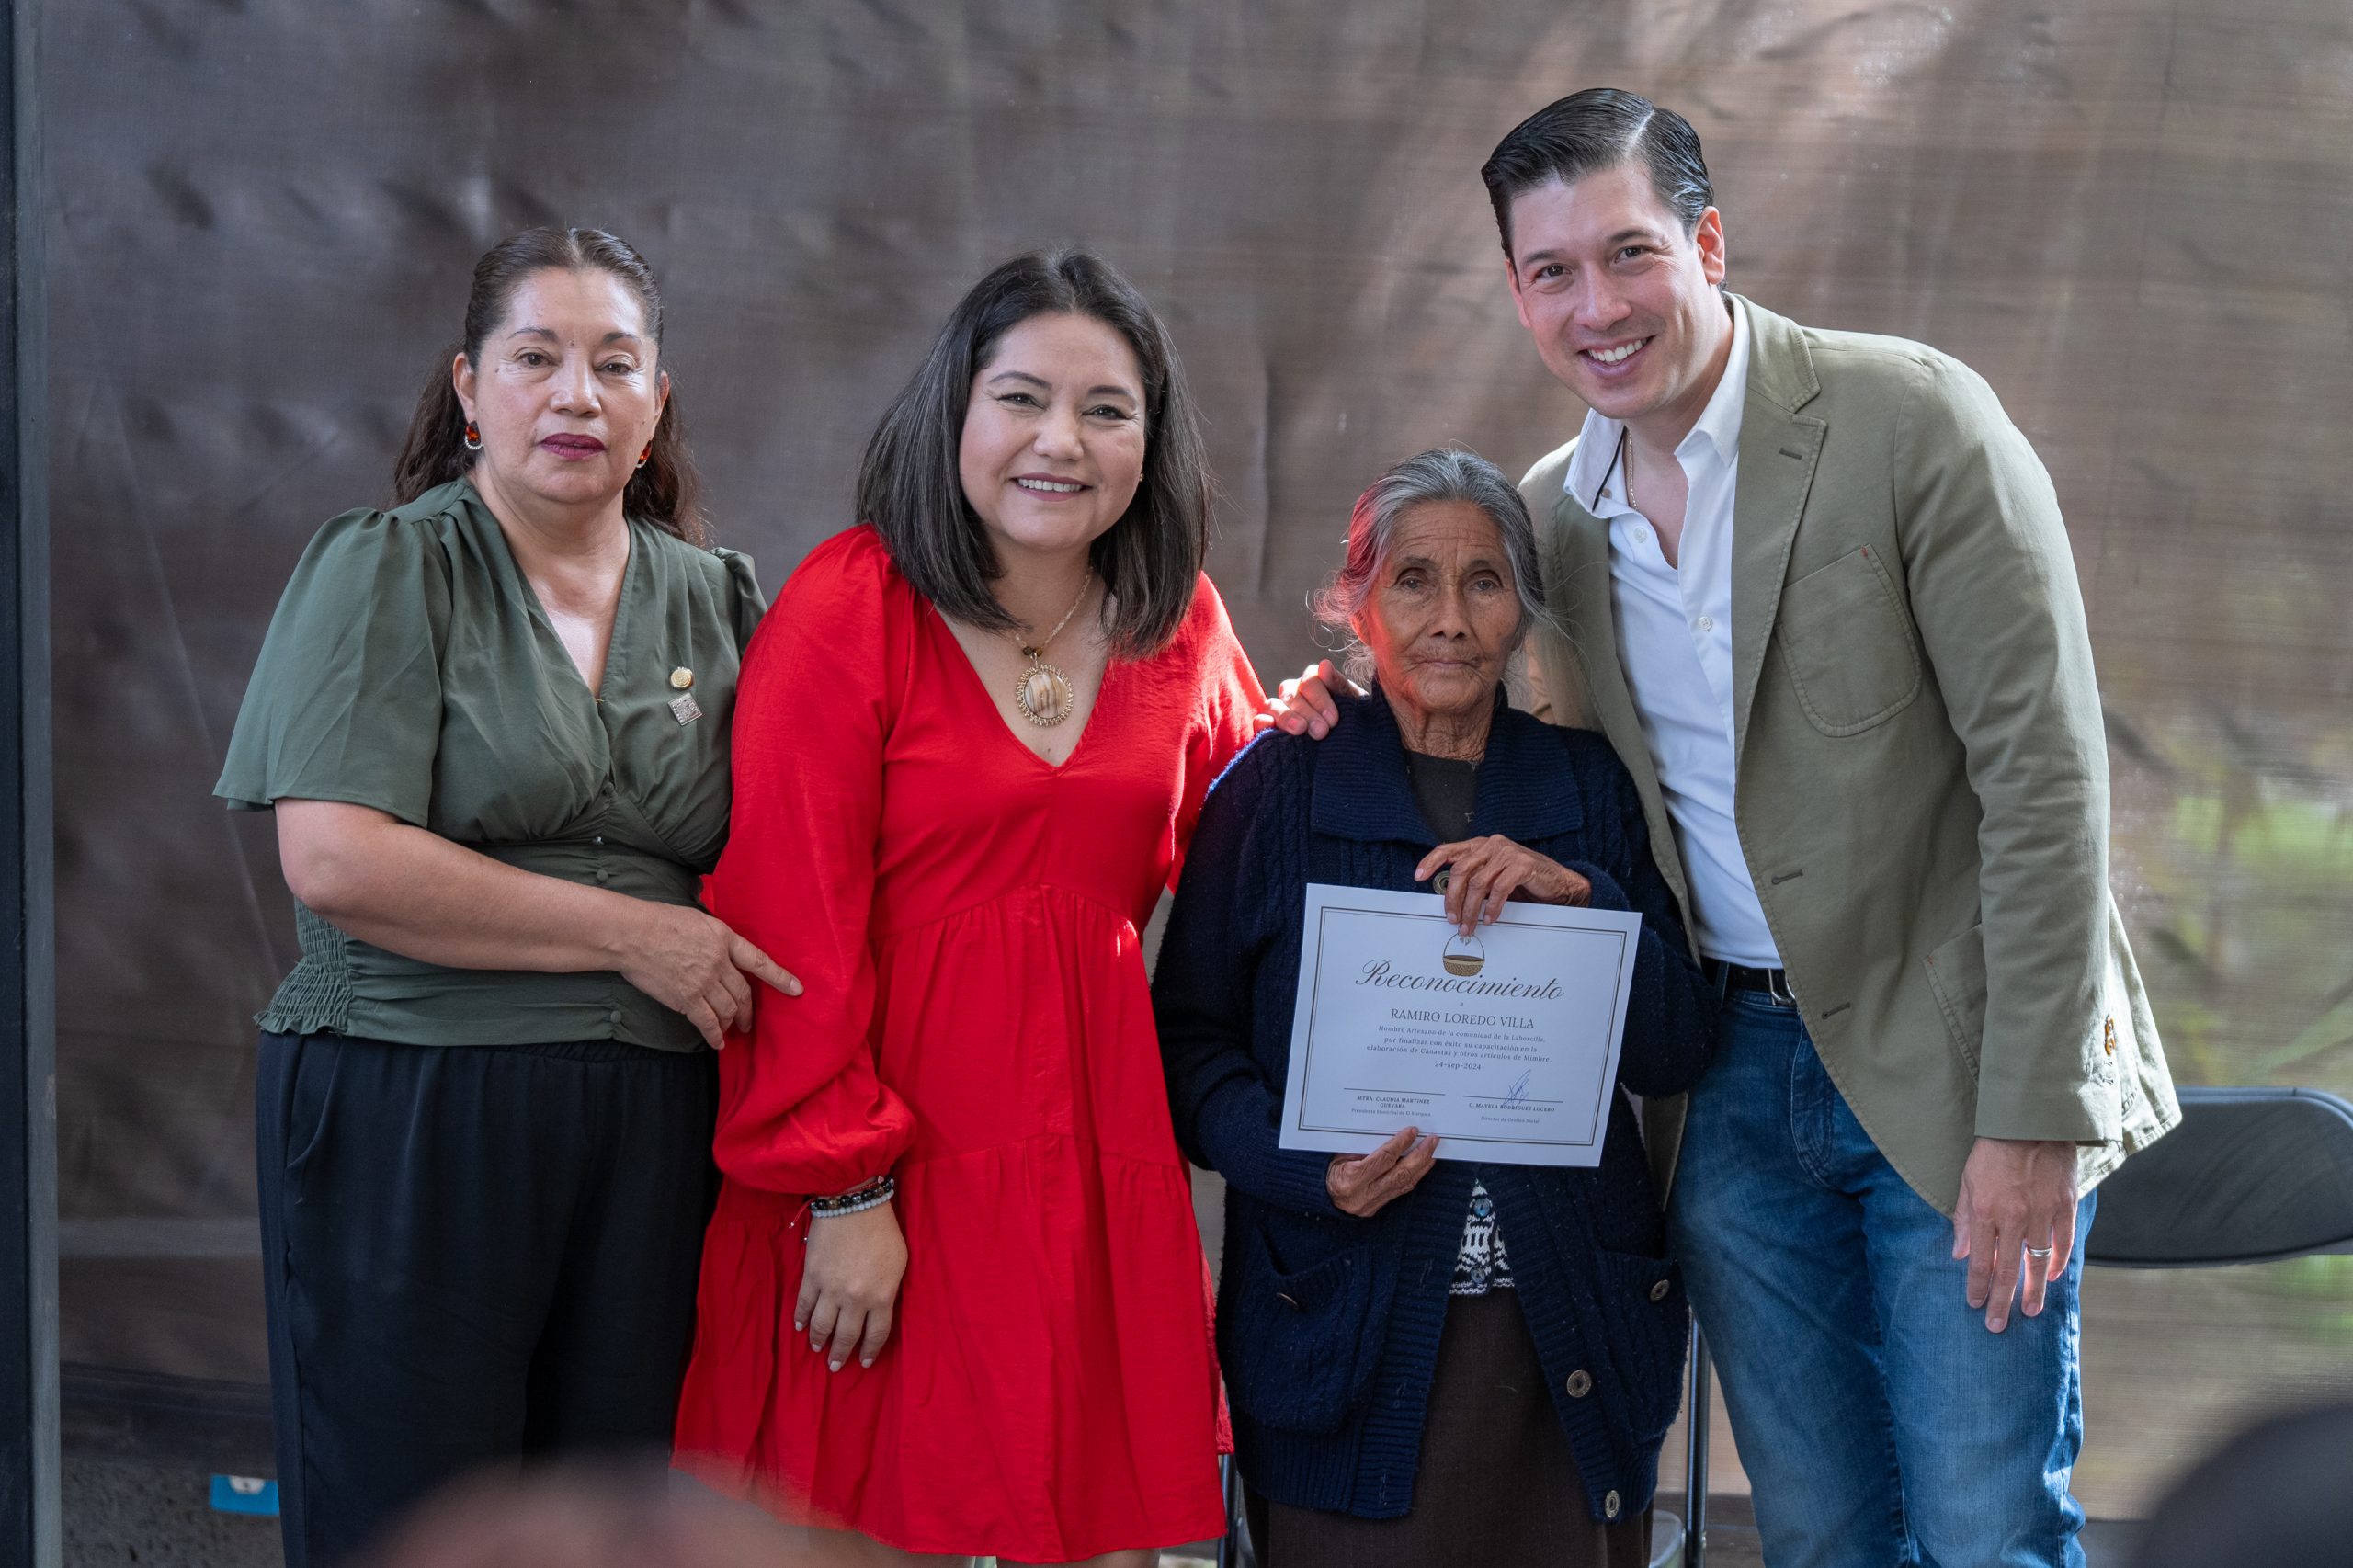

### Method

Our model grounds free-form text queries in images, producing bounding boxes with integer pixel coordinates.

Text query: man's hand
[1326,1126,1439,1217]
[1951,1136,2079,1333]
[1254,659,1353,738]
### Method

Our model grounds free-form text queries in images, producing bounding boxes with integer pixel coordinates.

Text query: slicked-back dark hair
[856,248,1211,657]
[1481,88,1716,258]
[392,227,708,546]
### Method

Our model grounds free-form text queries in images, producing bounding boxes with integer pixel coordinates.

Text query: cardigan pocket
[1593,1248,1689,1444]
[1221,1219,1385,1435]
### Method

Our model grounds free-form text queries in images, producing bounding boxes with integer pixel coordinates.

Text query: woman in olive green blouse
[216,227,796,1568]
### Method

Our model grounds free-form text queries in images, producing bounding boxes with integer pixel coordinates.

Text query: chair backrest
[2086,1086,2353,1268]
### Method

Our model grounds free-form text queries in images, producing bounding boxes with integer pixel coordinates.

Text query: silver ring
[2024,1245,2054,1259]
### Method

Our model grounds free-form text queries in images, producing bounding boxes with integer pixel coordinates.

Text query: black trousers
[255,1031,718,1568]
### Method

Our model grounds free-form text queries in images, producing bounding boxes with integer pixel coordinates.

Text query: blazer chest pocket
[1221,1221,1387,1435]
[1774,547,1923,735]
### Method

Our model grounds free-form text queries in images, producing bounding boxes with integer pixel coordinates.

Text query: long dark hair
[856,248,1211,657]
[392,227,709,546]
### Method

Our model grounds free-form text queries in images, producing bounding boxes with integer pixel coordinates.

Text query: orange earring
[637,443,653,469]
[463,422,483,451]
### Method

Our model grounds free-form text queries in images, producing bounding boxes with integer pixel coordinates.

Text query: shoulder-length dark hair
[856,248,1211,657]
[391,227,709,546]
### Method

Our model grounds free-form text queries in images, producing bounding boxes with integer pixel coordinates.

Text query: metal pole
[0,0,57,1560]
[1683,1324,1711,1568]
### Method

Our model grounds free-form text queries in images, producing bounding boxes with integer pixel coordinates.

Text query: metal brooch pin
[666,665,699,724]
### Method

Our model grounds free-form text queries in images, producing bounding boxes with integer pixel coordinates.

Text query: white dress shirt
[1562,296,1780,965]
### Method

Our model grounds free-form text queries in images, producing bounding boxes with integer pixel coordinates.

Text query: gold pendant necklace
[1012,573,1092,728]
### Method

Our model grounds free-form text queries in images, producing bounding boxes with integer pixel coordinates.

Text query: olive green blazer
[1519,295,2178,1215]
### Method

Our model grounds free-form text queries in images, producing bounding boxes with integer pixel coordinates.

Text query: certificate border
[1290,895,1636,1156]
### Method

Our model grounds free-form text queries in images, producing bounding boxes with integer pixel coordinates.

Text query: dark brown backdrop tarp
[40,0,2353,1453]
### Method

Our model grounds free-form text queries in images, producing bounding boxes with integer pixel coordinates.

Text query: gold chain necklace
[1011,572,1093,728]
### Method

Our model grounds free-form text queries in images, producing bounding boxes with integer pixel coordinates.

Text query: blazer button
[1605,1489,1621,1519]
[1649,1278,1671,1302]
[1565,1369,1593,1398]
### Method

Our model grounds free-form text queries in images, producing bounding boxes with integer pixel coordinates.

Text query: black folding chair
[1672,1085,2353,1567]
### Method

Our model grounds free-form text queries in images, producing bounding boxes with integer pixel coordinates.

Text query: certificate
[1277,883,1643,1168]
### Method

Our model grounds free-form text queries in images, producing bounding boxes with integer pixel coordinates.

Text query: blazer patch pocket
[1774,547,1923,735]
[1924,921,1989,1078]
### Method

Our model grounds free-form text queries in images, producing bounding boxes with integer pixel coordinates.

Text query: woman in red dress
[674,250,1264,1566]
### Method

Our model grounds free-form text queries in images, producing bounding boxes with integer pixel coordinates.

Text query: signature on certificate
[1502,1069,1533,1109]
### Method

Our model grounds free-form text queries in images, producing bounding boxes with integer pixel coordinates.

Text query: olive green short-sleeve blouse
[216,478,766,1051]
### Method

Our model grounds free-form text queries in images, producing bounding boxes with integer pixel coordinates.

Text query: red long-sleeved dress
[674,527,1263,1561]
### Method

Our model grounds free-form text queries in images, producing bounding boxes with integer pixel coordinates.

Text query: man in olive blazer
[1497,91,2178,1568]
[1272,88,2177,1567]
[1517,297,2179,1211]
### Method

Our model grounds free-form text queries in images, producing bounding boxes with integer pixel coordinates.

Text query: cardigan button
[1605,1489,1621,1519]
[1649,1278,1671,1302]
[1565,1369,1593,1398]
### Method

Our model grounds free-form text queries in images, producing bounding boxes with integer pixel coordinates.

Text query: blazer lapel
[1728,297,1827,760]
[1540,486,1691,912]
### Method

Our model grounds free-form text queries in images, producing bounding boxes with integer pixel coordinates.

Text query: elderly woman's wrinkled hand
[1416,835,1592,936]
[1326,1126,1440,1217]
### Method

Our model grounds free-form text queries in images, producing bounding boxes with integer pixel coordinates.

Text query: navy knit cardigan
[1154,689,1715,1523]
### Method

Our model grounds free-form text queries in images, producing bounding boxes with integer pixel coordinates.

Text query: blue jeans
[1667,993,2092,1568]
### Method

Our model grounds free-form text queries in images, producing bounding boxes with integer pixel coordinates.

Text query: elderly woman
[1154,449,1715,1568]
[216,228,788,1568]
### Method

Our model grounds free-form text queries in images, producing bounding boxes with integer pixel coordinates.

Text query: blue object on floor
[210,1475,279,1517]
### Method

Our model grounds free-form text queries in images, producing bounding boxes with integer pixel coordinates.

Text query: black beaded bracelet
[809,1175,895,1218]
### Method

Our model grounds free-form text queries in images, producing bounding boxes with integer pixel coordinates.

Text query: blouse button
[1604,1489,1621,1520]
[1649,1278,1672,1302]
[1565,1369,1593,1398]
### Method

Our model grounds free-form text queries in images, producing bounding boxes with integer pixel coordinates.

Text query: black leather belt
[1708,959,1798,1006]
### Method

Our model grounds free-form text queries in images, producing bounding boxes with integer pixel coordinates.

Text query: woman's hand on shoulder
[1327,1126,1439,1218]
[798,1200,908,1370]
[614,903,801,1050]
[1415,835,1592,936]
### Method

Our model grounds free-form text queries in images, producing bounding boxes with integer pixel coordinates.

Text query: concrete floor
[63,1457,281,1568]
[60,1457,2151,1567]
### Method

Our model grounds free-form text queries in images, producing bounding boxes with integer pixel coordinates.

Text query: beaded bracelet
[808,1175,896,1218]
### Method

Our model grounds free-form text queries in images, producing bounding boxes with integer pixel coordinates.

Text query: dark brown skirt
[1248,1291,1653,1568]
